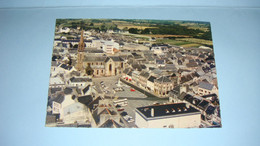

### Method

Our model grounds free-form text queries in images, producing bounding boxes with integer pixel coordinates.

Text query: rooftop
[105,56,124,62]
[198,82,214,90]
[70,77,92,83]
[139,71,150,78]
[84,56,106,62]
[148,76,157,83]
[156,76,171,83]
[136,103,200,119]
[82,85,90,94]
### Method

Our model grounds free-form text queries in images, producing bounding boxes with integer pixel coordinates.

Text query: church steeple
[78,30,85,52]
[76,30,85,71]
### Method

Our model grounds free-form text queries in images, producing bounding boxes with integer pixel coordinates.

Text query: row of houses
[122,68,174,97]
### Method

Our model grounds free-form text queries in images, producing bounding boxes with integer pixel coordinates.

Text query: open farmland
[176,38,213,46]
[155,38,196,46]
[143,34,190,38]
[112,20,157,30]
[117,25,157,30]
[175,21,210,32]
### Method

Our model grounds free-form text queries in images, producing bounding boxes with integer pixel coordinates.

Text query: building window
[96,63,98,65]
[121,62,123,68]
[109,64,112,71]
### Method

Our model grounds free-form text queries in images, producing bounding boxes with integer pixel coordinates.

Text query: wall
[135,111,201,128]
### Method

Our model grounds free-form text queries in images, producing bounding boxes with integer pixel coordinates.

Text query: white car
[123,115,130,121]
[127,118,134,123]
[123,115,134,122]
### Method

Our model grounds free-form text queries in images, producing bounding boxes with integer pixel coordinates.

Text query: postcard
[46,19,221,128]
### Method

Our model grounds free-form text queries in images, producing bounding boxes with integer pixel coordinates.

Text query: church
[76,30,125,77]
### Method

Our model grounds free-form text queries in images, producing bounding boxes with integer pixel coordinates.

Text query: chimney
[151,108,154,117]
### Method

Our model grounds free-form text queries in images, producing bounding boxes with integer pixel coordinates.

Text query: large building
[135,103,201,128]
[154,76,174,97]
[75,30,125,76]
[84,56,125,76]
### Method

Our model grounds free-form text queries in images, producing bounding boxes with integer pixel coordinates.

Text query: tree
[141,28,150,34]
[128,28,138,34]
[85,64,94,76]
[100,24,106,31]
[73,44,78,48]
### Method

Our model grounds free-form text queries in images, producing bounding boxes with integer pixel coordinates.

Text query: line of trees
[128,25,212,40]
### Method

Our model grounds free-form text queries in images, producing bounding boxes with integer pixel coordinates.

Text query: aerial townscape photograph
[46,19,221,128]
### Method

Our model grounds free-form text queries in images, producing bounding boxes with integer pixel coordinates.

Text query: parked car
[117,108,124,111]
[120,111,128,116]
[115,104,120,108]
[127,118,134,123]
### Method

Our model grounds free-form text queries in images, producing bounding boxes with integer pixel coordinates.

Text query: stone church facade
[83,56,125,77]
[76,30,125,77]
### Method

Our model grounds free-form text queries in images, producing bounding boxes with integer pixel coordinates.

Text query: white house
[59,27,70,33]
[197,81,218,96]
[62,102,91,125]
[49,76,65,88]
[101,40,119,54]
[68,77,92,87]
[147,75,157,91]
[151,45,169,55]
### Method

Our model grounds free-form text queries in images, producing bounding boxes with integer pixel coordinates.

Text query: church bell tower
[76,30,85,71]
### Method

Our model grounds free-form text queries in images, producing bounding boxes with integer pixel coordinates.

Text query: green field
[155,39,201,47]
[176,38,213,46]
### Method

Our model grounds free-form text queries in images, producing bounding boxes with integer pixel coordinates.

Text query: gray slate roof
[186,62,198,68]
[198,82,214,90]
[70,77,92,82]
[156,76,172,83]
[127,71,133,76]
[82,85,90,94]
[148,76,157,83]
[140,72,150,78]
[105,56,124,62]
[84,56,106,62]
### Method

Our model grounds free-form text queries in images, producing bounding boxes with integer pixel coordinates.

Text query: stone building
[76,30,85,71]
[154,76,174,97]
[83,56,125,77]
